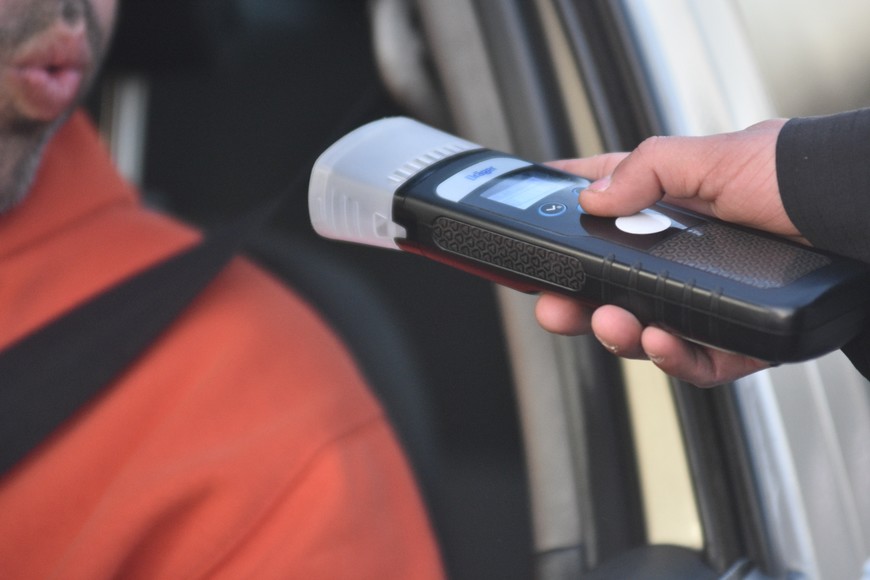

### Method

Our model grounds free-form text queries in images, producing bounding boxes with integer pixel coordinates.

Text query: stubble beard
[0,116,66,212]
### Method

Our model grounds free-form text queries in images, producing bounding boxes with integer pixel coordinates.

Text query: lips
[6,27,93,122]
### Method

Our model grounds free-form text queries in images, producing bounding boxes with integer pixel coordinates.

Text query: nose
[60,0,85,25]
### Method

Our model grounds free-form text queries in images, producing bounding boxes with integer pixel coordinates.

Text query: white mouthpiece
[308,117,480,250]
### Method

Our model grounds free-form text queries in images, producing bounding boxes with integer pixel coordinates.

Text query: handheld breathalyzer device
[308,117,870,363]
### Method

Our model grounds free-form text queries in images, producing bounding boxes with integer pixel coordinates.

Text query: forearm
[777,108,870,263]
[777,108,870,378]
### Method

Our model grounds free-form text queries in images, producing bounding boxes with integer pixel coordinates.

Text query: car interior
[94,1,870,579]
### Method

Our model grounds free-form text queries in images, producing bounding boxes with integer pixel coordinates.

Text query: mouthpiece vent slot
[388,143,473,184]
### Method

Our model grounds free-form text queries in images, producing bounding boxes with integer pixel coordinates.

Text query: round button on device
[539,202,567,217]
[615,210,672,235]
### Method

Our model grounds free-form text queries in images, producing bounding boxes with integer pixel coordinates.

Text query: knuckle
[634,135,667,159]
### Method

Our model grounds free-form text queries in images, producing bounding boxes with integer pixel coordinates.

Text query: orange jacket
[0,112,444,579]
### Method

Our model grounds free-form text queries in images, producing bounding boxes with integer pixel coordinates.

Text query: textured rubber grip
[650,223,830,289]
[432,217,586,291]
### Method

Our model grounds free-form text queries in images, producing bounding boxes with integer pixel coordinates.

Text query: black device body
[391,149,870,363]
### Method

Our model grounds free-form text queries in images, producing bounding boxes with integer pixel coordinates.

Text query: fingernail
[587,176,612,192]
[647,352,665,365]
[596,336,619,354]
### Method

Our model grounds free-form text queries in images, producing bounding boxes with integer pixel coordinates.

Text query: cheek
[90,0,117,34]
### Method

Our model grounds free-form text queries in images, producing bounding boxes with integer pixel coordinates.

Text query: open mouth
[7,29,93,122]
[10,64,85,120]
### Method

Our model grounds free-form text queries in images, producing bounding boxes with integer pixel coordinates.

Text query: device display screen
[481,174,574,209]
[454,167,588,236]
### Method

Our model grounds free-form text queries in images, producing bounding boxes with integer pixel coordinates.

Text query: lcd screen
[482,174,573,209]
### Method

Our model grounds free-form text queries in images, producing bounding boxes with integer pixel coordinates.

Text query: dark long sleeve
[777,108,870,377]
[777,108,870,262]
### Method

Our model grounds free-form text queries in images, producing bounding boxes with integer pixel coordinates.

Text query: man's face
[0,0,115,210]
[0,0,116,130]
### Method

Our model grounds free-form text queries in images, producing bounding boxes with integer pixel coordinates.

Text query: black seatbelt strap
[0,196,280,476]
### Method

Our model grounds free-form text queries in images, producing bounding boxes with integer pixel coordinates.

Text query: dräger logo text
[465,166,497,181]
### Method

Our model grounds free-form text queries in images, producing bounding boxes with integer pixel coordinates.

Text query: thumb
[580,135,711,217]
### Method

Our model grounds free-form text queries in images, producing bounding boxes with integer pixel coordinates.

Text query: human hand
[535,119,793,387]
